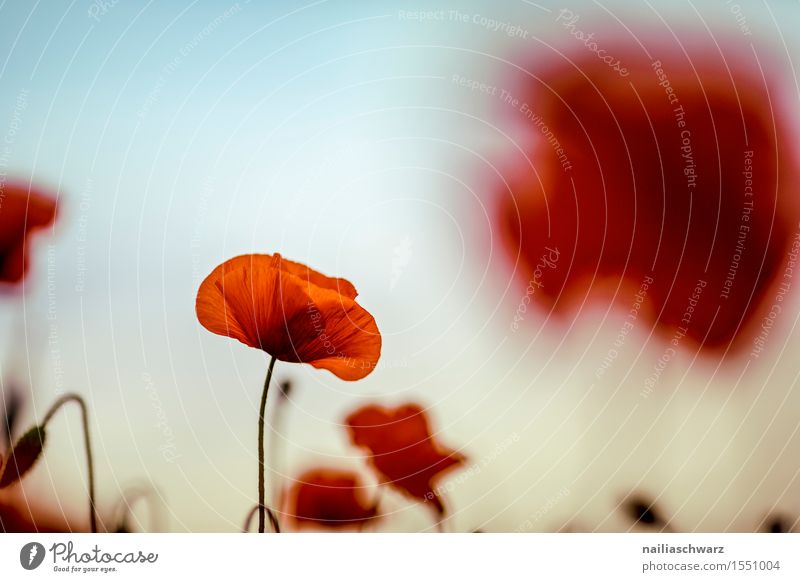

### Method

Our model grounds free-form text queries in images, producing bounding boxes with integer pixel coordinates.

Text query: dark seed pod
[0,425,46,488]
[278,380,292,400]
[623,494,668,528]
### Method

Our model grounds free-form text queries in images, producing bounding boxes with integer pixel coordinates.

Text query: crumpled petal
[345,403,465,515]
[196,253,381,380]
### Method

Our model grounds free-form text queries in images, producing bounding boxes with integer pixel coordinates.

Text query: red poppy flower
[499,39,800,351]
[1,492,77,532]
[285,468,378,530]
[0,183,58,284]
[196,253,381,380]
[345,403,465,516]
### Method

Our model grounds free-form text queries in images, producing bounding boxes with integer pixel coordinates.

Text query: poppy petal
[196,256,269,348]
[0,184,58,284]
[345,403,465,513]
[287,468,378,529]
[277,255,358,299]
[302,292,381,381]
[196,253,381,380]
[498,42,800,352]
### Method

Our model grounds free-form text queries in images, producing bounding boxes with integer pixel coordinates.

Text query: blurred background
[1,0,800,532]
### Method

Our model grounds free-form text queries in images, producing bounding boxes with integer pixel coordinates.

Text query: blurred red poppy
[196,253,381,380]
[500,38,800,352]
[0,492,76,532]
[0,183,58,284]
[345,403,465,516]
[286,468,378,530]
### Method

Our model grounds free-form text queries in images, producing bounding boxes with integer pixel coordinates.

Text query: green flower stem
[43,393,97,533]
[258,356,278,533]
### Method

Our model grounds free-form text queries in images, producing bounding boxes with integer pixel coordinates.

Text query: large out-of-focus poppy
[285,468,378,530]
[1,492,76,532]
[345,403,465,516]
[500,37,800,352]
[196,253,381,380]
[0,183,58,284]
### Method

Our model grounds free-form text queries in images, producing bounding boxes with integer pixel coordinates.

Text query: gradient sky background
[2,0,800,532]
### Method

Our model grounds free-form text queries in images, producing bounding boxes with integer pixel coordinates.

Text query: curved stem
[43,393,98,533]
[114,484,161,532]
[258,356,277,533]
[243,503,280,533]
[243,504,257,533]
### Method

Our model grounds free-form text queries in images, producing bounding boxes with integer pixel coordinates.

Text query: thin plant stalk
[114,484,163,532]
[257,356,278,533]
[43,393,97,533]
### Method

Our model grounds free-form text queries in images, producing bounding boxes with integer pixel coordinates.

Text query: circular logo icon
[20,542,46,570]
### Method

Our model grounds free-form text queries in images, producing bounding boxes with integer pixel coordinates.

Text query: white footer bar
[1,533,797,580]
